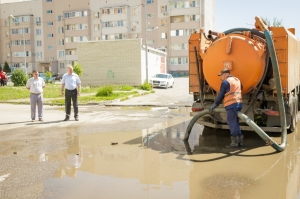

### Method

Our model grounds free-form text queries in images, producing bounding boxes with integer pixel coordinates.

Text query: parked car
[149,73,174,89]
[52,73,63,81]
[39,73,55,83]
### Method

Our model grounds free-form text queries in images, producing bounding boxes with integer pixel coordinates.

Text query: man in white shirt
[26,70,45,122]
[61,65,81,121]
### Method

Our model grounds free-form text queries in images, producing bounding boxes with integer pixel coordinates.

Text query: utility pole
[144,0,149,83]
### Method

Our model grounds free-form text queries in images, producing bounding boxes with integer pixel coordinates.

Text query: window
[64,11,88,18]
[132,8,139,15]
[132,21,139,29]
[161,33,167,39]
[47,34,54,38]
[147,13,154,18]
[58,51,65,58]
[36,17,41,25]
[37,40,42,46]
[102,7,126,15]
[5,20,8,26]
[65,36,88,43]
[161,5,168,12]
[58,27,64,33]
[58,39,64,46]
[102,20,126,28]
[161,19,168,26]
[185,15,200,22]
[48,57,54,61]
[66,49,76,55]
[146,0,154,4]
[132,34,138,38]
[171,43,188,50]
[189,1,199,7]
[94,24,100,31]
[170,1,185,9]
[65,24,88,30]
[11,28,30,34]
[48,45,54,49]
[11,16,30,23]
[59,63,65,69]
[171,15,185,23]
[47,22,53,26]
[94,37,101,41]
[5,31,9,37]
[46,0,52,2]
[94,12,100,18]
[7,53,10,58]
[11,40,30,46]
[36,29,42,35]
[170,29,196,36]
[58,15,62,21]
[170,57,189,65]
[46,10,53,14]
[101,34,127,40]
[37,52,42,58]
[12,51,31,57]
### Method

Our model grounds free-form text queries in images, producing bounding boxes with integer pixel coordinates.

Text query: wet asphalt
[1,78,300,199]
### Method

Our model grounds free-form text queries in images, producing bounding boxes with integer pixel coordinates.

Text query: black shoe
[75,117,79,121]
[63,116,70,121]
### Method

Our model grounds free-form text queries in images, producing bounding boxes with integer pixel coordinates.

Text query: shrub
[120,85,134,91]
[96,85,113,97]
[138,82,152,91]
[11,69,28,86]
[73,62,83,77]
[45,71,52,83]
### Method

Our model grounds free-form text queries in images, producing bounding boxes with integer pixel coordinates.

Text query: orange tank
[202,34,266,94]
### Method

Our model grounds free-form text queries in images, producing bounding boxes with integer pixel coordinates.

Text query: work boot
[238,135,244,147]
[226,136,239,148]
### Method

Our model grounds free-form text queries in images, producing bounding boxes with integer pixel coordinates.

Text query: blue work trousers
[226,108,242,137]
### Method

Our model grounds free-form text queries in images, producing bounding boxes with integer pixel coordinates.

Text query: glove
[209,105,216,113]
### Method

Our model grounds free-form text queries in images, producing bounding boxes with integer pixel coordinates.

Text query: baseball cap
[218,69,230,76]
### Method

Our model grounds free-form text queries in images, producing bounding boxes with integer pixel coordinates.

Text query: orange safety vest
[223,76,242,107]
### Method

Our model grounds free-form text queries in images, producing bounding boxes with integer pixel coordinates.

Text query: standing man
[61,65,81,121]
[209,69,243,147]
[26,70,45,122]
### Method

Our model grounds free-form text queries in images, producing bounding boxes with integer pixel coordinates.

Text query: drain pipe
[184,17,287,152]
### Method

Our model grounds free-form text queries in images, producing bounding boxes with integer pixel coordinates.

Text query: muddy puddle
[31,119,300,199]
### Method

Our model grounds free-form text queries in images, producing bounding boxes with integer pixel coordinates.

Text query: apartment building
[0,0,214,75]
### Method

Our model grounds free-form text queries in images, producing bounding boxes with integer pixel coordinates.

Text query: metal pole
[23,24,27,74]
[144,0,148,83]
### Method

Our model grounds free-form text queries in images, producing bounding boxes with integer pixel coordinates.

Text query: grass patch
[49,91,138,105]
[138,82,152,91]
[96,85,113,97]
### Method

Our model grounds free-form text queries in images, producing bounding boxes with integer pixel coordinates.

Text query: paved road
[107,77,193,106]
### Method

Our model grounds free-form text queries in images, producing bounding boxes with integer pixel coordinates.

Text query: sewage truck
[189,16,300,132]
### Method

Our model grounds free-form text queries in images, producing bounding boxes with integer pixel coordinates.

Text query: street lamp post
[10,15,27,74]
[144,0,149,83]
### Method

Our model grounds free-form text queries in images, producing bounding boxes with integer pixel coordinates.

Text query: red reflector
[192,107,204,112]
[265,110,280,116]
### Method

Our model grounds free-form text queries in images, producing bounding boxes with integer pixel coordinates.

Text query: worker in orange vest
[209,69,243,147]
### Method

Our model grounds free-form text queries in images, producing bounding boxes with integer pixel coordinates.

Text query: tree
[3,61,10,73]
[45,71,52,83]
[73,62,83,77]
[11,69,28,86]
[263,17,283,27]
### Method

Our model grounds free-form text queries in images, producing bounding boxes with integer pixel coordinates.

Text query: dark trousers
[65,89,78,117]
[226,108,242,137]
[0,79,5,86]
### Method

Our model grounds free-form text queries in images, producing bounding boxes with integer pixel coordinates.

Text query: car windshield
[155,74,168,79]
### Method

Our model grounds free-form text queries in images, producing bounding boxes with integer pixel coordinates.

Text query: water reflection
[26,122,300,199]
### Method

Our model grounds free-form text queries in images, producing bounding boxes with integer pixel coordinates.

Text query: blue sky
[215,0,300,38]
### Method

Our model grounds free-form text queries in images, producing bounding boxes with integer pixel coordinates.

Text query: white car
[150,73,174,89]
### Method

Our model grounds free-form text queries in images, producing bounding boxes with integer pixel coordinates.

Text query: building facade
[0,0,214,75]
